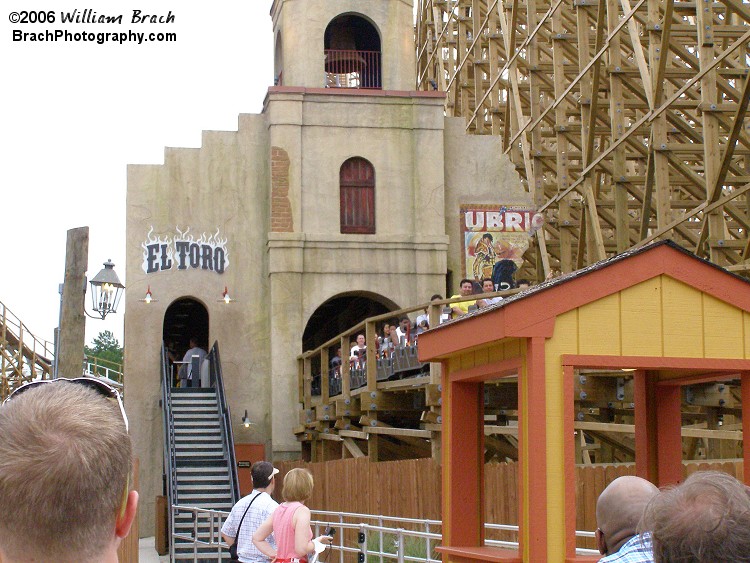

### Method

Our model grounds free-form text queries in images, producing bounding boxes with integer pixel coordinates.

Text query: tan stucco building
[125,0,527,532]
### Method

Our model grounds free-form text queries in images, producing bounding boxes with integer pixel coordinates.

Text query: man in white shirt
[393,316,412,344]
[222,461,280,563]
[478,278,503,308]
[179,336,207,388]
[350,334,366,361]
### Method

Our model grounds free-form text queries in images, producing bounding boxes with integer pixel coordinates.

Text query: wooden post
[655,383,683,486]
[57,227,89,380]
[742,372,750,484]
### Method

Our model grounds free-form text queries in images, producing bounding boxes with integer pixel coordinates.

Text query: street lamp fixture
[88,260,124,320]
[242,410,254,429]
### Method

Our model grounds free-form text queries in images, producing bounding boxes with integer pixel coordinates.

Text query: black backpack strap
[234,491,262,545]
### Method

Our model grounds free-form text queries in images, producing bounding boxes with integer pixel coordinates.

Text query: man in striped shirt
[222,461,280,563]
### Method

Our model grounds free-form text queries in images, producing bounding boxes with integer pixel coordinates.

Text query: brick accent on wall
[271,146,293,233]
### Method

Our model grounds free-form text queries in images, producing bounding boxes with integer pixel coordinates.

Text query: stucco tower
[264,0,449,455]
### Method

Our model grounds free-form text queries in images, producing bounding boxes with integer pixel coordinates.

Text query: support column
[742,372,750,484]
[523,337,547,561]
[442,367,484,548]
[655,383,683,486]
[634,370,657,481]
[58,227,89,380]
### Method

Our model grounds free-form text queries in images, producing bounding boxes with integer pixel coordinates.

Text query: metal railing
[324,49,382,89]
[168,506,599,561]
[209,341,241,503]
[83,355,123,386]
[160,343,178,560]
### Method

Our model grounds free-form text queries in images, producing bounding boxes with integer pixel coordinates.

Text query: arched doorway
[163,297,209,360]
[324,14,382,89]
[302,291,398,352]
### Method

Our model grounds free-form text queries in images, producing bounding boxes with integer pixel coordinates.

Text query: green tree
[85,330,123,377]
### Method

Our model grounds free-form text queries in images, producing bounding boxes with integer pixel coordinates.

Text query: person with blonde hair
[0,379,138,563]
[253,468,331,562]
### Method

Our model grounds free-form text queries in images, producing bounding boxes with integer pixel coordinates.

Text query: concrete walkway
[139,537,170,563]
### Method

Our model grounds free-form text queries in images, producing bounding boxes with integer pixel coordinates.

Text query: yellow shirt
[450,294,476,317]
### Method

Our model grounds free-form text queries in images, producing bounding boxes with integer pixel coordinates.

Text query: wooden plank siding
[273,457,744,552]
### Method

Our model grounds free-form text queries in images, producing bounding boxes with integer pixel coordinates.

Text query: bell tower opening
[324,14,381,89]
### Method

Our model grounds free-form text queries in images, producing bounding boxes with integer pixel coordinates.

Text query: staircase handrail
[160,342,177,559]
[209,341,240,503]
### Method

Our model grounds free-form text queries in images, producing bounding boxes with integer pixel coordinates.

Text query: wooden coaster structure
[0,300,53,401]
[416,0,750,277]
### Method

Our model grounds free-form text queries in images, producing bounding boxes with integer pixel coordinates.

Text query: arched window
[340,157,375,234]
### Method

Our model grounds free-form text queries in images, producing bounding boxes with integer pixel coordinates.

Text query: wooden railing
[297,291,514,412]
[295,291,517,461]
[0,300,54,400]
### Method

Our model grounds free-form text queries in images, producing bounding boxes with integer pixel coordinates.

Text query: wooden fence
[277,457,745,550]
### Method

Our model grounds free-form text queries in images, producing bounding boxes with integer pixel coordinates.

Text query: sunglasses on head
[4,377,128,432]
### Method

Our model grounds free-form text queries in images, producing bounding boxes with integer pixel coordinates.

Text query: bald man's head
[596,476,659,555]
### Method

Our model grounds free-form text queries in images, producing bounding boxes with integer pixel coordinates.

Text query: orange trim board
[561,355,750,372]
[449,357,522,382]
[435,546,522,562]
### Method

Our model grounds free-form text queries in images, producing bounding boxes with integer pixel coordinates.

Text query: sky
[1,0,274,347]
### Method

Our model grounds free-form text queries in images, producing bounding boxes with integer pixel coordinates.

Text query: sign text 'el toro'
[142,227,229,274]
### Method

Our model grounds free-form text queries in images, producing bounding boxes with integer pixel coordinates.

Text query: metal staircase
[161,342,239,561]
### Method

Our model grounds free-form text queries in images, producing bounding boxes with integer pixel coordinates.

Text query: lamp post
[54,228,124,380]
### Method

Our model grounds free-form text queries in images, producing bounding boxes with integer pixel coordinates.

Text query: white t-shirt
[221,490,279,563]
[350,345,366,360]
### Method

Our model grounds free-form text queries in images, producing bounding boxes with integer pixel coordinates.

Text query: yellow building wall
[543,274,750,560]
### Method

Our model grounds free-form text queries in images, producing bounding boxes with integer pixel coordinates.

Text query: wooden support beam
[342,437,366,458]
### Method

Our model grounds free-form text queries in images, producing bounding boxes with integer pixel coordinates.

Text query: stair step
[175,466,229,473]
[176,498,232,505]
[172,408,218,414]
[176,498,233,506]
[175,440,223,446]
[173,475,230,482]
[174,503,233,512]
[178,484,233,491]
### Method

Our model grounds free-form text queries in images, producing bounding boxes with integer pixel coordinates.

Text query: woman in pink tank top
[253,468,332,563]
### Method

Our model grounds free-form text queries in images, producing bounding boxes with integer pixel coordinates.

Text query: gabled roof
[419,240,750,361]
